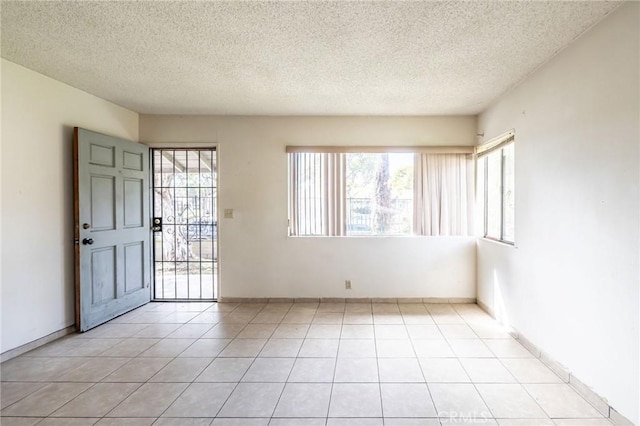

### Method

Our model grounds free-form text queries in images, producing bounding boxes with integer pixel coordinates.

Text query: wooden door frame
[73,128,81,329]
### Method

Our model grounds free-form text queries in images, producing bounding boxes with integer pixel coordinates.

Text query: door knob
[82,238,94,245]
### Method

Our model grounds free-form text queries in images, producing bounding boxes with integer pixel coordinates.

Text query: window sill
[288,234,476,239]
[480,236,516,247]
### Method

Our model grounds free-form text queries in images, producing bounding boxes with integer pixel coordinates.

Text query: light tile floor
[1,302,612,425]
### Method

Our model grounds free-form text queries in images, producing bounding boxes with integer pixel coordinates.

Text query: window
[346,153,414,235]
[477,133,515,244]
[287,147,474,237]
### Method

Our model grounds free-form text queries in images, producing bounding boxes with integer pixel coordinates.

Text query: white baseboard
[218,297,477,304]
[1,325,76,363]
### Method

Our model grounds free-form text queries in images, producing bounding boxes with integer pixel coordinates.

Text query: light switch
[224,209,234,219]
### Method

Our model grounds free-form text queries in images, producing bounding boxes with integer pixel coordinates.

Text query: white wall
[140,116,477,299]
[477,3,639,423]
[1,59,139,353]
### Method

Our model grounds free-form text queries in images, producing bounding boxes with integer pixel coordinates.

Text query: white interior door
[74,127,151,332]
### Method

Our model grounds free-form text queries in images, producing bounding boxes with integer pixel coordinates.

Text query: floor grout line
[0,301,612,425]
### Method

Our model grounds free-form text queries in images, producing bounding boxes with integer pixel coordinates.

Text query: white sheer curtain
[413,153,474,236]
[289,152,346,236]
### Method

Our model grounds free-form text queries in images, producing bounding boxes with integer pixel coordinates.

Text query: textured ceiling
[1,1,620,115]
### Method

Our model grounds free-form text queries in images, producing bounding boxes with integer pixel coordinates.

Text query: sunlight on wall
[492,269,510,328]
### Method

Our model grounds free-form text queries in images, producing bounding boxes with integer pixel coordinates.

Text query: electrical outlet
[224,209,234,219]
[345,280,352,290]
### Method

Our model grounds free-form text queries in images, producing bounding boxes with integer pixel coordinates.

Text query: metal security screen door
[152,149,218,300]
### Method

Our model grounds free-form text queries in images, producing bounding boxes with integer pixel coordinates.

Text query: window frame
[478,135,515,245]
[287,145,476,238]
